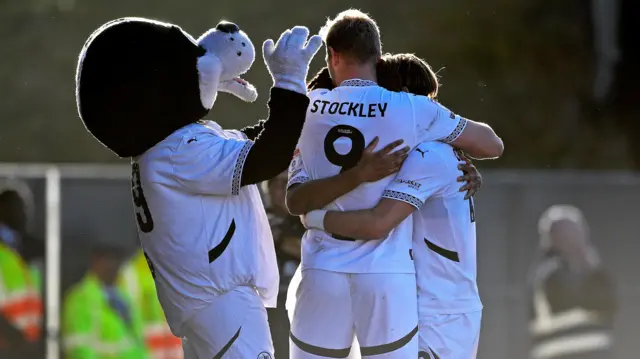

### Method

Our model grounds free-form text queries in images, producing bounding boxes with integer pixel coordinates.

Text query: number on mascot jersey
[324,125,366,173]
[453,150,476,223]
[131,163,155,233]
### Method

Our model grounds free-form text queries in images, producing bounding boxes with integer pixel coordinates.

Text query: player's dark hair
[307,67,334,91]
[377,53,439,99]
[307,53,439,98]
[320,9,382,64]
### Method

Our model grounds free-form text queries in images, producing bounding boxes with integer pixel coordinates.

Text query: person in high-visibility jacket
[0,241,43,359]
[63,243,149,359]
[0,182,44,359]
[119,250,183,359]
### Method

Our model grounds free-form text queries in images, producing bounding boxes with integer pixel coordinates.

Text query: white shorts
[289,268,418,359]
[287,266,362,359]
[418,310,482,359]
[181,285,274,359]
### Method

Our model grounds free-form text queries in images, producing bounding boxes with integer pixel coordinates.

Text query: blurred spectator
[262,171,304,359]
[0,238,43,359]
[62,243,149,359]
[118,249,182,359]
[528,205,616,359]
[0,180,45,292]
[0,180,44,359]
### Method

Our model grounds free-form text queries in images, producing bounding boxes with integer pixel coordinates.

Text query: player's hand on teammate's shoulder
[456,152,482,200]
[350,137,410,183]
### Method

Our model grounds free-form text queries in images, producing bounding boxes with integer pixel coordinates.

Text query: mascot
[76,17,321,358]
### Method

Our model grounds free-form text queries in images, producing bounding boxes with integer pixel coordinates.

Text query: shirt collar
[338,79,378,87]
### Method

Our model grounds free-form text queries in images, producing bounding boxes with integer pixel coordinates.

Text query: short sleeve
[171,132,254,196]
[287,147,310,189]
[411,95,468,143]
[225,129,249,140]
[382,143,450,209]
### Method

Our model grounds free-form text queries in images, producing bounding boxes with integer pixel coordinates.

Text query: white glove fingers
[287,26,310,49]
[302,35,323,60]
[262,39,275,60]
[275,29,291,49]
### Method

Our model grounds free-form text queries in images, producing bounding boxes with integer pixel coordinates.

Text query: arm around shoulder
[448,119,504,159]
[309,198,417,240]
[286,169,362,216]
[412,95,503,159]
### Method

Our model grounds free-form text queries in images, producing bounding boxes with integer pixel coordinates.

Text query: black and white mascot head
[76,17,258,158]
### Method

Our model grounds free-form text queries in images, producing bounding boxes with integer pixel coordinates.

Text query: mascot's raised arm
[73,18,322,359]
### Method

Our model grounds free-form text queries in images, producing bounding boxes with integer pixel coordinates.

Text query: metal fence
[2,164,639,359]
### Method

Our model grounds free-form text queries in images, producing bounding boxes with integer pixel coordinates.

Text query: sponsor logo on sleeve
[393,178,422,190]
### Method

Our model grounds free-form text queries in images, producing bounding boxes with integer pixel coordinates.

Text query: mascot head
[76,18,257,158]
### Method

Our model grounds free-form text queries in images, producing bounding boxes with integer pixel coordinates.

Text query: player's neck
[335,65,377,86]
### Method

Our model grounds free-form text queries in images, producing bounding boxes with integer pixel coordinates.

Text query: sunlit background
[0,0,638,358]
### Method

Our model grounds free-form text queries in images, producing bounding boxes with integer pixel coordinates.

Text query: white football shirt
[288,79,467,274]
[383,141,482,313]
[132,120,278,336]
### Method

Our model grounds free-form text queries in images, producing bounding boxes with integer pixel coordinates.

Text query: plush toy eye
[241,42,246,47]
[237,51,242,56]
[230,37,234,41]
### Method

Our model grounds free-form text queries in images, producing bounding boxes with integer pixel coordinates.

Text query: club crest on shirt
[257,352,273,359]
[289,149,301,174]
[289,159,301,176]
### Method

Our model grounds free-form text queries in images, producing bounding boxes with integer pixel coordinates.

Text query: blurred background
[0,0,638,358]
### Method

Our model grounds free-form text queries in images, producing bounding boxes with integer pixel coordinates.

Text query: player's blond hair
[319,9,382,64]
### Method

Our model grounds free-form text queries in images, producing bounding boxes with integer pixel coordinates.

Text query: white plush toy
[196,21,258,107]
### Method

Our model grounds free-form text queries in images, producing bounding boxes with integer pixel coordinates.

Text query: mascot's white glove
[263,26,323,95]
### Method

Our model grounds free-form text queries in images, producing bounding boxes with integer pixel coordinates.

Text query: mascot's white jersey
[288,79,467,274]
[132,120,278,337]
[384,142,482,313]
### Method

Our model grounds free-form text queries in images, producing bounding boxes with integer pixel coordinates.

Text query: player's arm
[413,96,503,159]
[285,138,409,216]
[171,89,310,196]
[306,198,416,240]
[449,120,503,160]
[303,144,446,239]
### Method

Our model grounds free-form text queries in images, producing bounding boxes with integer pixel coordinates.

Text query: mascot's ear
[196,51,223,109]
